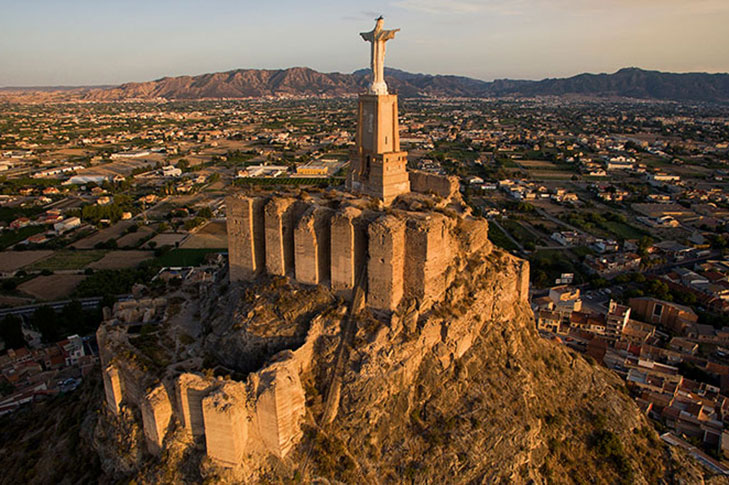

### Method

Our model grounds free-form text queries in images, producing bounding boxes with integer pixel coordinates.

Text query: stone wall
[404,214,453,306]
[226,194,495,313]
[102,364,123,415]
[264,197,296,276]
[409,170,460,200]
[226,195,266,280]
[294,207,321,285]
[202,381,248,466]
[367,215,405,311]
[140,384,173,454]
[177,373,217,439]
[330,207,361,297]
[254,359,307,458]
[97,293,321,470]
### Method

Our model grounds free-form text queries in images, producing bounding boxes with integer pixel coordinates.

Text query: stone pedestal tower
[348,17,410,205]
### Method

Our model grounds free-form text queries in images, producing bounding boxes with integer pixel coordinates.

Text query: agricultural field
[145,233,187,249]
[71,220,136,249]
[18,274,87,301]
[0,294,33,306]
[116,226,155,248]
[515,160,561,169]
[87,250,154,270]
[0,250,54,273]
[155,248,223,267]
[524,171,575,180]
[180,221,228,249]
[25,250,106,271]
[601,220,649,240]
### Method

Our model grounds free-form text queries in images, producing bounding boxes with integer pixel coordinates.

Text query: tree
[0,314,25,349]
[31,305,59,342]
[197,207,213,219]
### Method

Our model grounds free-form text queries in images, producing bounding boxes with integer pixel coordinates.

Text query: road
[646,251,720,275]
[0,294,132,319]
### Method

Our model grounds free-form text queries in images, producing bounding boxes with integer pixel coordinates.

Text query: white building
[162,165,182,177]
[53,217,81,234]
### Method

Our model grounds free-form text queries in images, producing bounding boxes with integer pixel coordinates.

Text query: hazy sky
[1,0,727,86]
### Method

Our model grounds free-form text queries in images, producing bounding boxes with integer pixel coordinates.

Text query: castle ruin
[96,19,530,478]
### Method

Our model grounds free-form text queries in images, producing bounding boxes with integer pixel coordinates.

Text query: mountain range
[2,67,729,103]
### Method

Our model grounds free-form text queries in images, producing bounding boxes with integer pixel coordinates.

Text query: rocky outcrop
[92,238,697,483]
[93,184,699,483]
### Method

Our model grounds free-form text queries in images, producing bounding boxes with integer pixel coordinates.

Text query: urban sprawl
[1,97,729,470]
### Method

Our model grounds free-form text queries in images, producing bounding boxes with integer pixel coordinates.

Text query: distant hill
[2,67,729,103]
[487,68,729,102]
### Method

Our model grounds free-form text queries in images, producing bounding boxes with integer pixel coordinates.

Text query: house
[9,218,31,230]
[552,231,580,246]
[629,297,699,334]
[605,300,631,339]
[548,286,582,315]
[621,320,656,344]
[648,172,681,186]
[237,165,289,178]
[53,217,81,235]
[536,310,561,333]
[592,239,620,254]
[25,233,50,245]
[584,252,641,277]
[570,311,607,335]
[294,159,344,177]
[669,337,699,355]
[162,165,182,178]
[57,335,85,366]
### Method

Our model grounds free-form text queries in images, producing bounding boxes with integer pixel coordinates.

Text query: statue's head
[375,16,384,28]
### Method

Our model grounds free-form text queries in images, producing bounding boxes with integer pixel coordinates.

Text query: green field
[155,248,224,267]
[501,220,535,245]
[26,250,107,271]
[602,221,648,240]
[488,223,519,251]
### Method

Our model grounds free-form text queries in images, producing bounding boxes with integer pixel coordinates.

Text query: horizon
[1,0,728,87]
[3,65,729,91]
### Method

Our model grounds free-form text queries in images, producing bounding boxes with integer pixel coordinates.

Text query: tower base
[348,94,410,205]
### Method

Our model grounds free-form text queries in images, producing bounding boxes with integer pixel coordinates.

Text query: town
[1,95,729,472]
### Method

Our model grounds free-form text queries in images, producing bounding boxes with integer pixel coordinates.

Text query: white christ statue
[360,16,399,95]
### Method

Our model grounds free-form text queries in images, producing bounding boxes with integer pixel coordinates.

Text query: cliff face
[282,249,673,484]
[91,242,712,484]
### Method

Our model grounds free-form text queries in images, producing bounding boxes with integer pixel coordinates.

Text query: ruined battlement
[226,190,492,313]
[97,299,324,468]
[96,238,531,477]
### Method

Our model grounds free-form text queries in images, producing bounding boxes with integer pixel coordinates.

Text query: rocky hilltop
[91,187,714,483]
[3,67,729,103]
